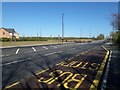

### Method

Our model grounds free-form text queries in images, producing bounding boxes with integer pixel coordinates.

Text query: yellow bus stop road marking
[4,68,49,90]
[90,45,110,90]
[4,46,109,89]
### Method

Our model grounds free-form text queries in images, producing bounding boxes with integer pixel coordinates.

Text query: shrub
[0,38,10,42]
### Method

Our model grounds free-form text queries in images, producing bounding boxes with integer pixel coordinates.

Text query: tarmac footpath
[3,45,110,90]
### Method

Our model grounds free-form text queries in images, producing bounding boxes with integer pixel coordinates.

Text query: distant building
[0,27,20,39]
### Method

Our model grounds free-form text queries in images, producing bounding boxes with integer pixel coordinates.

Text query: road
[1,40,109,89]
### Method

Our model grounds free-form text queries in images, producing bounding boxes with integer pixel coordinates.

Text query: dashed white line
[56,45,61,46]
[85,51,88,53]
[45,52,57,56]
[51,46,57,48]
[68,57,74,60]
[76,54,79,57]
[42,46,48,49]
[15,48,20,54]
[0,55,4,57]
[57,51,62,53]
[45,51,63,56]
[68,48,76,51]
[32,47,36,51]
[0,58,31,66]
[5,54,9,56]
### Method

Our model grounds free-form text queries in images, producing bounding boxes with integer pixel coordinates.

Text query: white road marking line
[42,46,48,49]
[45,52,57,56]
[0,58,31,66]
[57,51,62,53]
[0,55,4,57]
[51,46,57,48]
[76,54,79,57]
[68,48,76,51]
[32,47,36,51]
[68,57,74,60]
[5,54,9,56]
[15,48,20,54]
[56,45,61,46]
[85,51,88,53]
[45,51,62,56]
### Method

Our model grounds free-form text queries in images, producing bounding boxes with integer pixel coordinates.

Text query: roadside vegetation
[0,35,105,42]
[96,34,105,40]
[0,37,95,42]
[110,14,120,46]
[0,35,106,47]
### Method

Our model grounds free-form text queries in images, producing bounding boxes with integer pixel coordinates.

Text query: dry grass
[1,39,93,47]
[2,40,63,47]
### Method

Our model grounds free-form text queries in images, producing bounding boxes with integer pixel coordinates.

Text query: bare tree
[110,13,120,45]
[111,14,120,31]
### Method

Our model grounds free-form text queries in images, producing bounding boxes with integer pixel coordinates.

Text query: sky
[2,0,120,2]
[2,2,118,37]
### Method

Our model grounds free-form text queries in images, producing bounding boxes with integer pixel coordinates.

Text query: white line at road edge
[67,48,76,51]
[15,48,20,54]
[57,51,62,53]
[101,51,112,90]
[45,51,62,56]
[42,46,48,49]
[51,46,57,48]
[32,47,36,51]
[45,52,57,56]
[0,58,31,66]
[0,55,4,57]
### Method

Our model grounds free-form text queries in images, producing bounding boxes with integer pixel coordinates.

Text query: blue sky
[2,2,118,37]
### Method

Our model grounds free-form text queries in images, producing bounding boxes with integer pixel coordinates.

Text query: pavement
[101,43,120,90]
[1,40,110,89]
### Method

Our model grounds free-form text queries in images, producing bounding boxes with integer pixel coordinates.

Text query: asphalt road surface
[1,40,109,89]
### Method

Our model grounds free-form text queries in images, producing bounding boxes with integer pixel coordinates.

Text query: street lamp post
[62,13,64,43]
[40,28,41,41]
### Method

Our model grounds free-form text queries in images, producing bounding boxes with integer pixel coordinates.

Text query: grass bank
[2,41,63,47]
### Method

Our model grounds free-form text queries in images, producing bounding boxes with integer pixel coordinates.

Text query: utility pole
[58,34,60,41]
[51,35,52,41]
[80,28,83,42]
[81,28,82,37]
[40,28,41,41]
[37,30,39,41]
[89,29,91,38]
[62,13,64,43]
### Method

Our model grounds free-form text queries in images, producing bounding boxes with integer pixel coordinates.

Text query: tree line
[110,13,120,46]
[0,35,105,42]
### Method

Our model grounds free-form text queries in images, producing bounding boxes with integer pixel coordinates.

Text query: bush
[96,34,105,40]
[19,37,48,41]
[0,38,10,42]
[116,32,120,45]
[111,31,120,46]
